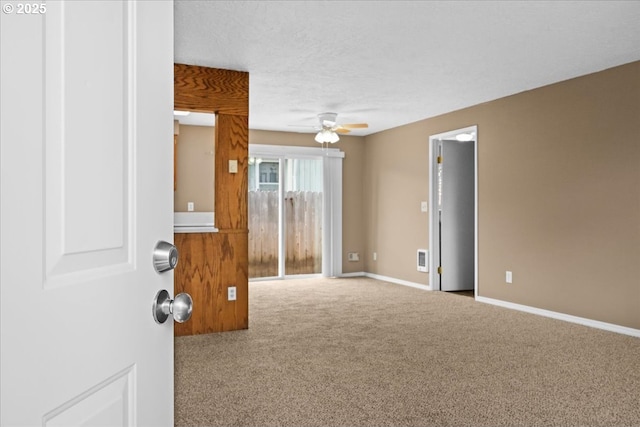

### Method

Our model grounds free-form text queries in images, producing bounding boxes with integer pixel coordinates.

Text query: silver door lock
[153,241,178,273]
[152,290,193,324]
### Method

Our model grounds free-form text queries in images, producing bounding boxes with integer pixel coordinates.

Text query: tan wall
[363,61,640,329]
[174,124,215,212]
[363,122,431,283]
[249,130,367,274]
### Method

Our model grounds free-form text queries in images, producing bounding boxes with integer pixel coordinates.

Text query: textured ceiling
[174,1,640,136]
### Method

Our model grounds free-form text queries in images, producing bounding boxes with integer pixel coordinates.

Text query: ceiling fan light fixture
[329,131,340,143]
[315,129,340,144]
[307,111,367,143]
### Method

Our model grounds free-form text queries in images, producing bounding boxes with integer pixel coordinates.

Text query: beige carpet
[175,277,640,427]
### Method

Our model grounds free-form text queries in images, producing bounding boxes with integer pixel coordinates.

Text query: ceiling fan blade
[340,123,369,129]
[335,128,351,134]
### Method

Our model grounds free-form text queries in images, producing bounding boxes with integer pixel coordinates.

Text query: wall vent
[417,249,428,272]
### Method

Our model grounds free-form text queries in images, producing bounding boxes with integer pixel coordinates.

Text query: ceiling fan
[313,112,368,143]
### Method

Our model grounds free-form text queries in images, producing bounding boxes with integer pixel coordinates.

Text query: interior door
[1,1,175,425]
[439,139,475,291]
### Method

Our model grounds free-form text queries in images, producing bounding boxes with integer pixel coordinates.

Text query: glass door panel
[284,158,323,275]
[248,158,280,278]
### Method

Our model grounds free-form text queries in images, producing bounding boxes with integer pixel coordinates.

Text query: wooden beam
[174,63,249,116]
[215,113,248,230]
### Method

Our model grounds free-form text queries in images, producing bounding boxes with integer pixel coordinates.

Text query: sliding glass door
[248,155,323,279]
[248,145,343,280]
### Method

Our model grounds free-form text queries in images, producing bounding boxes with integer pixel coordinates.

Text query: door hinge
[437,156,443,164]
[437,266,442,274]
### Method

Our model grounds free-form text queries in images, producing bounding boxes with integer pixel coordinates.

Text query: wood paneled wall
[173,64,249,335]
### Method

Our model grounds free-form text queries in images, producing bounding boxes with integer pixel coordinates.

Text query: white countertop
[174,212,218,233]
[174,226,218,233]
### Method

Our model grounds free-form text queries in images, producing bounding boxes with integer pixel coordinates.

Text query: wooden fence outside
[248,190,322,278]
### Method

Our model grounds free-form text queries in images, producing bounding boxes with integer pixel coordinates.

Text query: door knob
[152,289,193,324]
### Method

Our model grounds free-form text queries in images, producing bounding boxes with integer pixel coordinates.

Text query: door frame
[428,125,478,295]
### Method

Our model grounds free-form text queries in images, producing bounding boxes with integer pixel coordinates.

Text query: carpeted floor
[175,277,640,426]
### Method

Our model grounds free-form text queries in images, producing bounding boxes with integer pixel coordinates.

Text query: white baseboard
[339,271,366,278]
[476,296,640,338]
[337,272,639,338]
[363,272,432,291]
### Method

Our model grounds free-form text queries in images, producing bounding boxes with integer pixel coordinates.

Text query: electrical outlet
[187,202,194,212]
[421,201,428,212]
[373,252,377,261]
[506,271,513,284]
[228,286,236,301]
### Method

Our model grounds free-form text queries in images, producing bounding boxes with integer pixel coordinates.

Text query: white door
[1,1,175,425]
[439,139,475,291]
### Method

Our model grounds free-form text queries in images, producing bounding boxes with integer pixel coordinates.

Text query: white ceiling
[174,1,640,136]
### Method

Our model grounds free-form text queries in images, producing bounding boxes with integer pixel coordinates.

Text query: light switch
[229,159,238,174]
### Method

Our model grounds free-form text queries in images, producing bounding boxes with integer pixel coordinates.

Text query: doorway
[428,126,478,295]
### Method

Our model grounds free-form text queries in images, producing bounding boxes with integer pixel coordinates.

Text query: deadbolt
[153,241,178,273]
